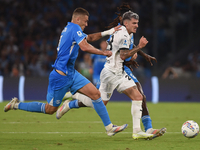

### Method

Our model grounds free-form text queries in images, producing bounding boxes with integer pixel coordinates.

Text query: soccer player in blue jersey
[4,7,128,136]
[91,40,107,89]
[61,4,166,139]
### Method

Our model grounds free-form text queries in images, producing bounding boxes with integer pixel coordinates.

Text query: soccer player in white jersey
[100,11,154,139]
[4,7,128,137]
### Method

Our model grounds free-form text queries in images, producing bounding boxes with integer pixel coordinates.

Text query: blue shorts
[124,66,138,83]
[46,69,90,107]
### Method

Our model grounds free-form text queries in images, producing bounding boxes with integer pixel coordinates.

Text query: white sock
[105,123,113,131]
[72,93,94,108]
[14,103,19,109]
[131,100,142,134]
[146,128,153,133]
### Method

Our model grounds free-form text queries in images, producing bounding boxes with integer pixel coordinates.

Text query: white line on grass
[0,132,181,134]
[2,121,103,124]
[2,121,178,124]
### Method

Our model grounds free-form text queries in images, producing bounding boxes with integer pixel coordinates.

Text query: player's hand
[103,50,112,57]
[113,25,122,33]
[123,60,139,71]
[145,55,157,66]
[138,36,148,49]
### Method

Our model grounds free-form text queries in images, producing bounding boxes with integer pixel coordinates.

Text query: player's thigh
[70,70,90,94]
[78,82,100,100]
[125,69,145,96]
[117,72,136,93]
[72,70,100,100]
[122,86,143,100]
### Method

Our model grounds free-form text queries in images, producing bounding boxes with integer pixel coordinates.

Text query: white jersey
[105,26,131,73]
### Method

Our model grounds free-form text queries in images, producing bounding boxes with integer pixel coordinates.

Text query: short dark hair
[73,7,89,17]
[122,11,139,22]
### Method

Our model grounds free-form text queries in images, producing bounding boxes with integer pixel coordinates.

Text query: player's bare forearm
[120,46,141,60]
[137,50,147,58]
[79,39,111,57]
[87,33,102,42]
[87,25,121,42]
[138,50,157,66]
[121,36,148,60]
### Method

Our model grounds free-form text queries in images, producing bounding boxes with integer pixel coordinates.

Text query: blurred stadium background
[0,0,200,102]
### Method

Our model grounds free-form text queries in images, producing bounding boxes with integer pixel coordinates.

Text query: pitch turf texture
[0,102,200,150]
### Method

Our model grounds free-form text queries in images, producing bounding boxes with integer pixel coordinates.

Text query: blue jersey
[47,22,90,106]
[91,54,106,76]
[52,22,87,76]
[91,54,106,88]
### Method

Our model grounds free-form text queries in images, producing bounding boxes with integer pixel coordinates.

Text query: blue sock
[92,98,111,126]
[18,102,46,113]
[69,100,79,109]
[142,115,152,131]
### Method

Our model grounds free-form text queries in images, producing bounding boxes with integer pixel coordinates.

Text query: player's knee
[92,90,101,100]
[135,93,143,101]
[142,94,146,100]
[45,104,58,114]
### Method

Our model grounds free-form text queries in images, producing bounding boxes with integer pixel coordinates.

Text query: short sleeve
[118,35,130,50]
[73,25,87,44]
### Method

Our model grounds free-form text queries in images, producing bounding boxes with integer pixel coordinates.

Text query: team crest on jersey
[107,93,111,99]
[56,100,61,104]
[77,31,83,37]
[123,40,127,46]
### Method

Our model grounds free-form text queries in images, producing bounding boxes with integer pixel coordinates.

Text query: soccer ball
[181,120,199,138]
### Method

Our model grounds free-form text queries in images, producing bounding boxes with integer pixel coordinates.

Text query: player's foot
[132,131,154,140]
[62,92,73,101]
[107,124,128,136]
[146,128,167,139]
[4,97,19,112]
[56,100,70,119]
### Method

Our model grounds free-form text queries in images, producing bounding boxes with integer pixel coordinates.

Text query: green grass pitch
[0,101,200,150]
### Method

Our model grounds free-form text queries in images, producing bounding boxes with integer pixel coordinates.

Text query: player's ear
[123,20,128,27]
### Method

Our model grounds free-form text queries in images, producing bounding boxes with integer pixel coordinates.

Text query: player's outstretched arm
[87,25,121,42]
[138,50,157,66]
[79,38,112,57]
[120,36,148,60]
